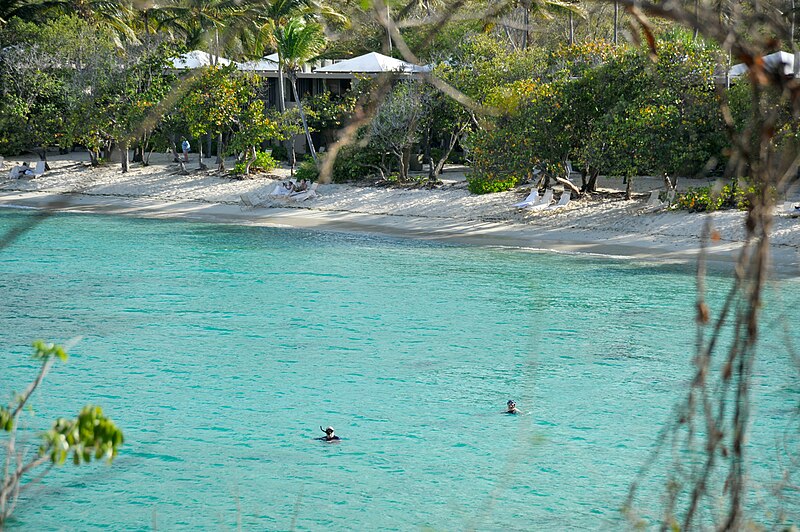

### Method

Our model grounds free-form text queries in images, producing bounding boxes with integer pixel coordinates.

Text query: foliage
[369,80,428,180]
[466,174,519,194]
[674,182,760,212]
[294,158,319,181]
[270,144,288,161]
[232,150,278,175]
[466,39,729,192]
[1,341,124,525]
[305,91,357,132]
[181,66,247,141]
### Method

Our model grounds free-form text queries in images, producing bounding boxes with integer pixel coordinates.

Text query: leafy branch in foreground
[0,341,124,527]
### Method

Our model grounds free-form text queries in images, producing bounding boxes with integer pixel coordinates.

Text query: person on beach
[9,162,31,179]
[506,400,520,414]
[318,426,340,442]
[292,179,309,193]
[181,138,190,162]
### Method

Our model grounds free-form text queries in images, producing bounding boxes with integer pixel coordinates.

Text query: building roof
[238,56,279,72]
[171,50,239,69]
[315,52,428,74]
[729,51,797,79]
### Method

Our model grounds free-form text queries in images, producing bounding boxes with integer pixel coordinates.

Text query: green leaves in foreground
[0,407,11,431]
[31,339,68,362]
[41,405,124,465]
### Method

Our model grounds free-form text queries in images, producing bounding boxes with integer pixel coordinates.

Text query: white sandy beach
[1,152,799,276]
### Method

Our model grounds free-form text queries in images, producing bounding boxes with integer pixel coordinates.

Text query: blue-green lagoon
[0,210,798,529]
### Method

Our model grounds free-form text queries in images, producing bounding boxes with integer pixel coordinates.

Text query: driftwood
[552,175,581,197]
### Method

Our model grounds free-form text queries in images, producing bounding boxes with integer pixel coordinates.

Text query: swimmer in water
[318,426,340,441]
[506,400,520,414]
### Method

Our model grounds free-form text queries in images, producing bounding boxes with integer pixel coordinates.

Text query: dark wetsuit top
[317,436,341,441]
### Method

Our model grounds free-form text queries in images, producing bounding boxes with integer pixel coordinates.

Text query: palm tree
[159,0,241,62]
[274,17,326,164]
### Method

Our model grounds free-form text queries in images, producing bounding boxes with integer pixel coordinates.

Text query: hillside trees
[181,65,251,172]
[464,38,729,194]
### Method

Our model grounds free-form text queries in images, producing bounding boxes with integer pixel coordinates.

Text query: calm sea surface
[0,210,798,530]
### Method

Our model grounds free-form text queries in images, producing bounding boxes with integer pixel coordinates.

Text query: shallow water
[0,210,798,530]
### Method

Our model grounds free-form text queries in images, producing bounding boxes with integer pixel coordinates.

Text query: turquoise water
[0,210,798,530]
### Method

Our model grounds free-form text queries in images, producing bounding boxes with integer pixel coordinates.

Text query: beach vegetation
[232,150,279,176]
[369,80,429,181]
[465,37,728,197]
[466,173,519,194]
[675,182,762,212]
[0,341,124,526]
[294,157,320,182]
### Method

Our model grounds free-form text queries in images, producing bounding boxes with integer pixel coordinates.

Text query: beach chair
[641,190,661,211]
[525,188,553,211]
[268,182,292,198]
[547,191,571,210]
[289,182,319,202]
[782,201,800,218]
[240,192,263,210]
[641,189,676,214]
[512,189,539,208]
[31,161,45,177]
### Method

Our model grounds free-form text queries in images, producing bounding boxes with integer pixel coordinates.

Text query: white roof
[238,56,278,72]
[729,51,797,79]
[315,52,427,74]
[170,50,238,69]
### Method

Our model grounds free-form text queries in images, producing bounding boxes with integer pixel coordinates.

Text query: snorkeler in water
[505,400,520,414]
[318,426,341,442]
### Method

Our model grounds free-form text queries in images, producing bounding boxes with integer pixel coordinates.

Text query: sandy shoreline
[1,152,799,277]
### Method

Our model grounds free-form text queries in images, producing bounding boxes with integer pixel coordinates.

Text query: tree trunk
[36,146,51,170]
[425,127,434,180]
[198,140,208,170]
[397,151,407,180]
[290,75,317,164]
[205,134,212,159]
[586,168,599,192]
[433,125,468,178]
[216,131,225,172]
[569,12,575,45]
[120,140,129,173]
[625,175,633,200]
[522,1,530,50]
[244,146,257,175]
[277,62,295,171]
[402,147,412,179]
[613,0,619,46]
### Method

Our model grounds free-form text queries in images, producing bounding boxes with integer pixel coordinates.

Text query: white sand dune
[1,152,799,276]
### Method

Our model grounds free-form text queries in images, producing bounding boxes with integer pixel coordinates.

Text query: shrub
[270,144,288,161]
[467,174,519,194]
[231,151,278,175]
[327,144,384,183]
[675,183,760,212]
[251,151,277,172]
[294,158,319,182]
